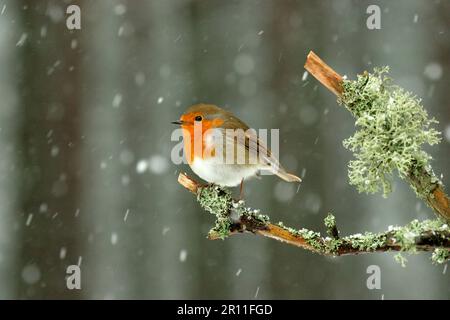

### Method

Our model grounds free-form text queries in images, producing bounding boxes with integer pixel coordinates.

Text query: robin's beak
[171,120,183,125]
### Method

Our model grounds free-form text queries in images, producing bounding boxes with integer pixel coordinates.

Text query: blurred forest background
[0,0,449,299]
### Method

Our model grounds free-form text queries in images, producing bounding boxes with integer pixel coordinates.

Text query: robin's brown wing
[243,131,301,182]
[218,117,301,182]
[219,126,281,170]
[244,129,282,171]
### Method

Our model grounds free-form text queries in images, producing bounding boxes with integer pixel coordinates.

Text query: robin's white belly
[190,156,259,187]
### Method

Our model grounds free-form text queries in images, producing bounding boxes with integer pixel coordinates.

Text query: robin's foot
[198,182,219,189]
[239,178,245,200]
[197,183,208,189]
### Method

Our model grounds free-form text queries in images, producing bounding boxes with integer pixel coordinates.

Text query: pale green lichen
[197,185,232,216]
[196,185,449,264]
[298,228,325,252]
[394,253,408,267]
[389,219,449,266]
[281,225,342,254]
[392,219,422,252]
[278,217,447,261]
[324,213,336,230]
[197,185,233,239]
[391,219,448,249]
[407,164,442,203]
[344,232,387,251]
[324,213,339,239]
[197,185,269,239]
[431,248,450,264]
[324,237,343,253]
[339,67,441,197]
[277,222,326,253]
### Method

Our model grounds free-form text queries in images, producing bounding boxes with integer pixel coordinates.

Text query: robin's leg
[239,178,245,200]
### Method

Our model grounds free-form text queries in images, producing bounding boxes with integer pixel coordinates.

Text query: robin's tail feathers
[275,170,302,183]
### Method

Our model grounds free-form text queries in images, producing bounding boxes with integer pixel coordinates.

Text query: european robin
[172,104,301,188]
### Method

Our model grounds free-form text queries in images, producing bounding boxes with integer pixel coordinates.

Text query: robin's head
[172,104,226,131]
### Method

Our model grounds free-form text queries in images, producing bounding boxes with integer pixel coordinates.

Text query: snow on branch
[178,173,450,264]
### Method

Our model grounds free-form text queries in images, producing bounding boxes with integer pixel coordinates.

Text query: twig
[178,173,450,261]
[178,173,316,251]
[304,51,343,97]
[304,51,450,223]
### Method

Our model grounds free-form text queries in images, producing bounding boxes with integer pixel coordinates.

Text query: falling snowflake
[135,72,146,86]
[123,209,130,222]
[149,155,169,175]
[254,286,260,298]
[114,4,127,15]
[51,146,59,157]
[16,33,28,47]
[71,39,78,49]
[424,62,443,81]
[112,93,122,108]
[162,227,170,235]
[234,53,255,75]
[111,232,118,245]
[136,160,148,173]
[302,71,309,81]
[179,249,187,262]
[25,213,33,226]
[59,247,67,260]
[22,264,41,285]
[274,181,296,203]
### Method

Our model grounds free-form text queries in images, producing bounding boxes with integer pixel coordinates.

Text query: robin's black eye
[194,115,203,122]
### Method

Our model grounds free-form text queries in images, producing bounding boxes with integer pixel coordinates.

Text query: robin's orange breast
[181,119,223,164]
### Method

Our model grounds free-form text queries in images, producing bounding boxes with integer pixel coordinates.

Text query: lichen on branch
[339,67,441,197]
[432,248,450,264]
[197,184,269,240]
[305,50,450,222]
[178,173,450,264]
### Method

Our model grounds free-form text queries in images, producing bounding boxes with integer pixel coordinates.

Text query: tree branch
[304,51,450,223]
[178,173,450,262]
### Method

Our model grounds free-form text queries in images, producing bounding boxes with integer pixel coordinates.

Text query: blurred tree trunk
[134,0,199,299]
[188,1,234,298]
[0,0,21,299]
[268,0,330,299]
[80,0,198,298]
[434,2,450,164]
[79,0,134,299]
[319,0,372,299]
[17,1,83,298]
